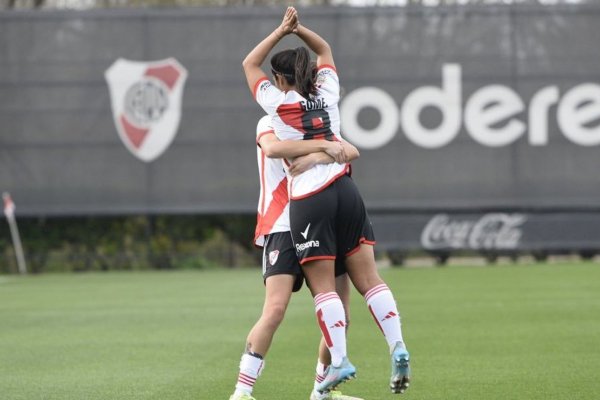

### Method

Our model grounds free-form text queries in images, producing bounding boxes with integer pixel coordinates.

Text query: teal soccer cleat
[315,357,356,393]
[390,342,410,394]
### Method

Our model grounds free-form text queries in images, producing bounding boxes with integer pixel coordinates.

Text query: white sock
[234,353,264,396]
[365,284,405,349]
[314,360,327,389]
[314,292,347,367]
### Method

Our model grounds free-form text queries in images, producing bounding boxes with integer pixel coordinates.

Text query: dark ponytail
[270,46,317,98]
[294,47,317,98]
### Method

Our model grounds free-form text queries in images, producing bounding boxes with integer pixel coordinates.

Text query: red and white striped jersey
[254,65,349,200]
[254,115,290,247]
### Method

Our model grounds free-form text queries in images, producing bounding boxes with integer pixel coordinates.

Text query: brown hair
[270,47,317,98]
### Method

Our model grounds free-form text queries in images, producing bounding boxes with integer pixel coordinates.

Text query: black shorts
[290,174,375,265]
[262,232,304,292]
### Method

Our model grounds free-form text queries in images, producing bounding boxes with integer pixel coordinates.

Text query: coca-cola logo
[421,213,527,250]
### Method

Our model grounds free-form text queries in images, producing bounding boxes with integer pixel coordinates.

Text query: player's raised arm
[242,7,298,94]
[294,22,335,69]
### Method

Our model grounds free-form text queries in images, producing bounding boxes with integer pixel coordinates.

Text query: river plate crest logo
[105,58,188,162]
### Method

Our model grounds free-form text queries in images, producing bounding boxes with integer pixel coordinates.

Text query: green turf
[1,262,599,400]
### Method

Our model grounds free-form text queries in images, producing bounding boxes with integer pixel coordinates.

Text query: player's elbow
[242,56,257,71]
[318,43,333,58]
[242,57,250,71]
[260,143,278,158]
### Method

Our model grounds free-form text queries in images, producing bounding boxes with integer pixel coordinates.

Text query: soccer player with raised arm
[242,7,411,396]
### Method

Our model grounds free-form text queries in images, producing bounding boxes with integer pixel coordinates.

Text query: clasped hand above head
[278,7,299,37]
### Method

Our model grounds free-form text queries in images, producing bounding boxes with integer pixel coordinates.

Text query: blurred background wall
[1,1,599,271]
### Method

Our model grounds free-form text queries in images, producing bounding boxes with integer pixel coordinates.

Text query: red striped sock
[314,360,327,389]
[234,353,264,396]
[314,292,347,367]
[365,284,404,348]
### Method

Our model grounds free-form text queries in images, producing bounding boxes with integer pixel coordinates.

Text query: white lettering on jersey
[255,66,348,200]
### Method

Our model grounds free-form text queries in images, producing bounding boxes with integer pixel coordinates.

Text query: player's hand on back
[289,153,319,177]
[323,140,347,164]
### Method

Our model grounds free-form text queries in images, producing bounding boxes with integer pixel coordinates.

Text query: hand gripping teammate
[242,7,411,396]
[228,115,363,400]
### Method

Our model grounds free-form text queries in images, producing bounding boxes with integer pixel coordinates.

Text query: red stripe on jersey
[255,176,289,239]
[254,151,267,243]
[312,117,324,129]
[256,129,274,145]
[290,165,350,201]
[276,102,305,133]
[253,77,269,99]
[318,64,337,72]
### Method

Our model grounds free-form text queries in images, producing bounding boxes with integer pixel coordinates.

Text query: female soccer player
[228,115,363,400]
[242,7,411,396]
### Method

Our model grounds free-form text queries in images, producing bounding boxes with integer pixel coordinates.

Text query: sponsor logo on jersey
[105,58,188,162]
[268,250,279,266]
[300,223,311,240]
[296,240,320,252]
[260,81,271,92]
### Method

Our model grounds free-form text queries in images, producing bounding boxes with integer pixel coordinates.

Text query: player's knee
[351,274,384,296]
[263,303,287,327]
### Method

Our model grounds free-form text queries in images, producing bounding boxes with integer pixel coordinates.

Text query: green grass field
[1,262,600,400]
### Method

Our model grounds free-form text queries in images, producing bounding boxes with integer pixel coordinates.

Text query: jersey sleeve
[254,78,286,116]
[315,65,340,105]
[256,115,274,145]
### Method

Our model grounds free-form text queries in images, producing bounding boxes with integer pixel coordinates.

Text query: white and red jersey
[254,65,349,200]
[254,115,291,247]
